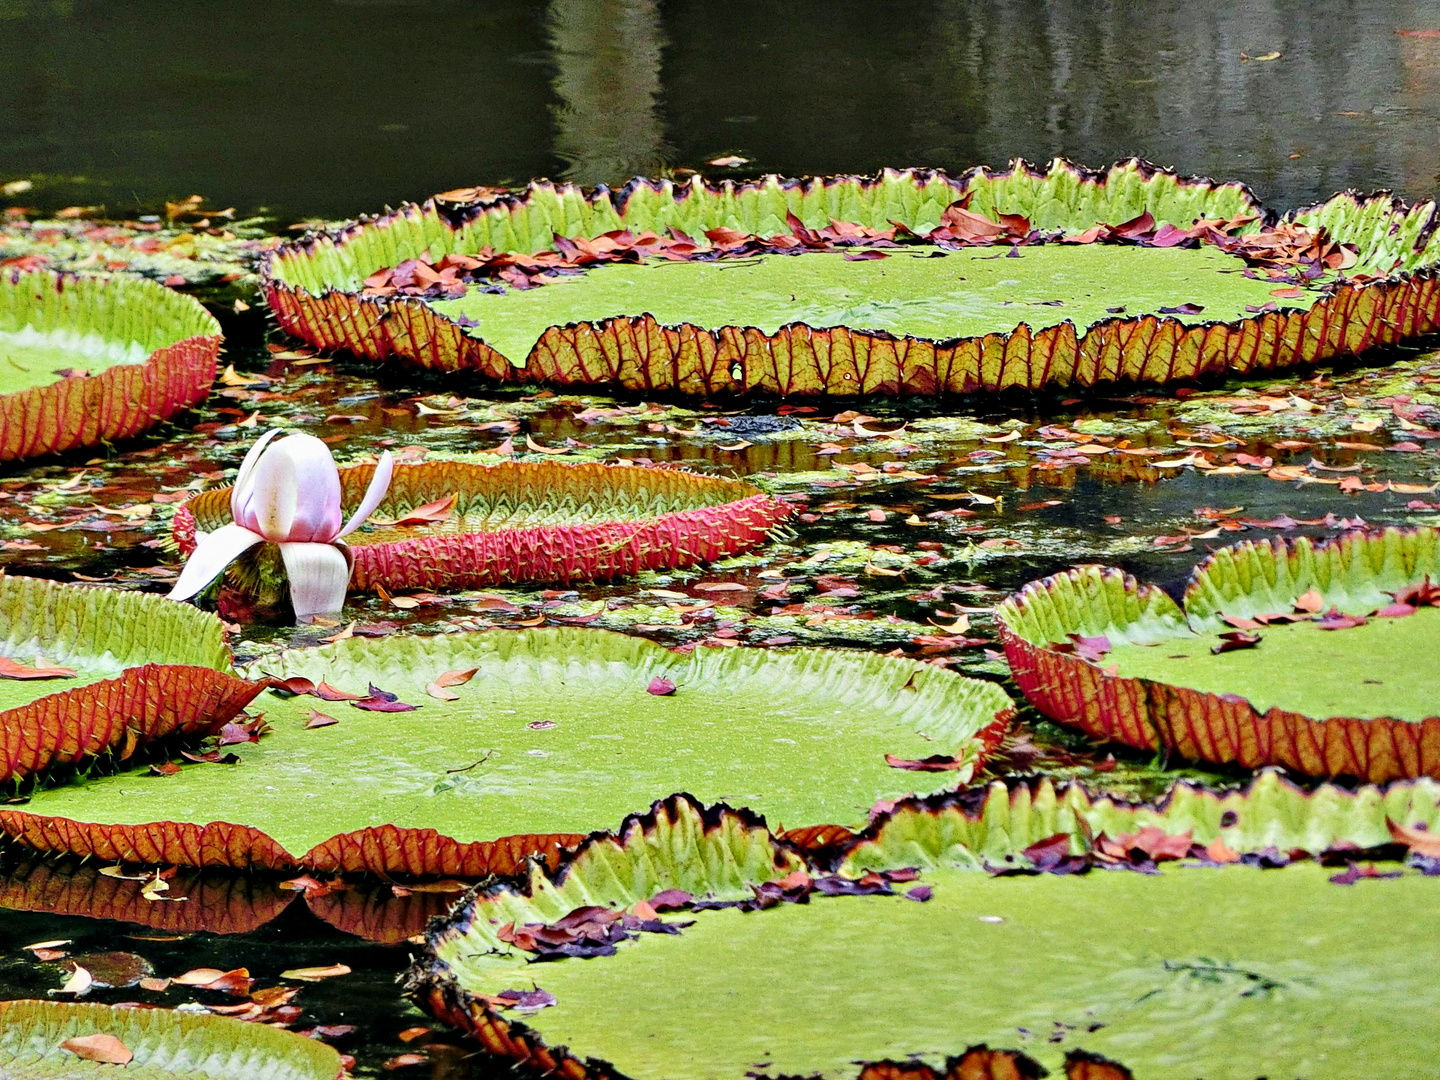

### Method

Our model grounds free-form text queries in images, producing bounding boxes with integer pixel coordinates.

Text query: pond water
[1,0,1438,217]
[1,3,1439,1076]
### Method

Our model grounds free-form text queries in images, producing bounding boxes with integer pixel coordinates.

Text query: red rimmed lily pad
[410,781,1440,1080]
[0,268,220,459]
[998,526,1440,782]
[0,576,262,788]
[0,627,1013,876]
[175,458,791,593]
[263,158,1440,398]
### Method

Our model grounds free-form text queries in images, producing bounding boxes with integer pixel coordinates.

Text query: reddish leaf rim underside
[0,858,295,936]
[260,163,1440,398]
[176,460,793,591]
[0,272,219,460]
[0,662,265,785]
[0,813,588,877]
[0,857,464,942]
[997,538,1440,783]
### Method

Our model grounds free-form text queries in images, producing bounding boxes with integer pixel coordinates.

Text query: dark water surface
[1,1,1438,218]
[2,3,1440,1077]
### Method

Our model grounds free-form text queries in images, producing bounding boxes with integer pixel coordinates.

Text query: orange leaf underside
[0,664,266,785]
[0,812,586,877]
[266,278,1440,398]
[998,529,1440,782]
[0,858,295,935]
[259,165,1440,398]
[0,333,219,461]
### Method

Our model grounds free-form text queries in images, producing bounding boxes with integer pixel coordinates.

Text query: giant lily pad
[0,269,220,459]
[175,459,791,593]
[413,779,1440,1080]
[0,628,1012,875]
[0,576,263,788]
[0,1000,342,1079]
[997,526,1440,782]
[262,159,1440,398]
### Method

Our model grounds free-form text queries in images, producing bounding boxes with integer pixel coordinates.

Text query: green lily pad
[0,1000,342,1079]
[427,244,1281,367]
[997,526,1440,782]
[0,269,219,459]
[263,159,1440,397]
[415,780,1440,1080]
[0,575,263,786]
[176,459,791,594]
[1,628,1012,875]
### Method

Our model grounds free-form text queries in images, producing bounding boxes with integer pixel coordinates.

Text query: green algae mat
[0,628,1013,876]
[263,158,1440,398]
[999,526,1440,783]
[414,779,1440,1080]
[0,1000,342,1079]
[0,269,219,460]
[176,459,792,593]
[0,576,261,788]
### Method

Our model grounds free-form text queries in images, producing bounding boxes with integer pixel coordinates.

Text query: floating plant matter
[168,429,393,621]
[0,628,1012,876]
[0,268,220,459]
[0,576,262,788]
[412,780,1440,1080]
[998,526,1440,782]
[176,458,790,592]
[263,159,1440,398]
[0,1000,343,1079]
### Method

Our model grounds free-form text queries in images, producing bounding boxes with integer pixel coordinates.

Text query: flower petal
[247,436,301,542]
[279,542,352,622]
[271,434,344,542]
[167,523,263,602]
[230,428,283,522]
[338,451,395,538]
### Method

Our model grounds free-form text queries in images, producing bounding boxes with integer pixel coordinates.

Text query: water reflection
[0,1,1435,216]
[548,0,668,186]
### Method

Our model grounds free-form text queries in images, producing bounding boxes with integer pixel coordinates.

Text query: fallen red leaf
[646,677,676,696]
[0,656,77,679]
[884,753,967,772]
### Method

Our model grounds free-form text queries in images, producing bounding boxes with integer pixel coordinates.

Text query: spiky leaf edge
[0,269,220,460]
[412,775,1438,1080]
[996,527,1440,782]
[175,460,793,592]
[261,159,1440,398]
[0,577,264,785]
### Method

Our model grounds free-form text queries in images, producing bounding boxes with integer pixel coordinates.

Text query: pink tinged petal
[244,438,303,541]
[339,450,395,538]
[270,434,344,542]
[167,523,263,602]
[230,428,284,522]
[279,542,352,622]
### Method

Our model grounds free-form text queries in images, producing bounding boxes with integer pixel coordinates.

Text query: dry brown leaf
[279,963,351,982]
[61,1033,132,1065]
[524,434,570,455]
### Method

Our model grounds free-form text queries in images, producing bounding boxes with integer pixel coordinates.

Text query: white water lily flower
[168,429,393,622]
